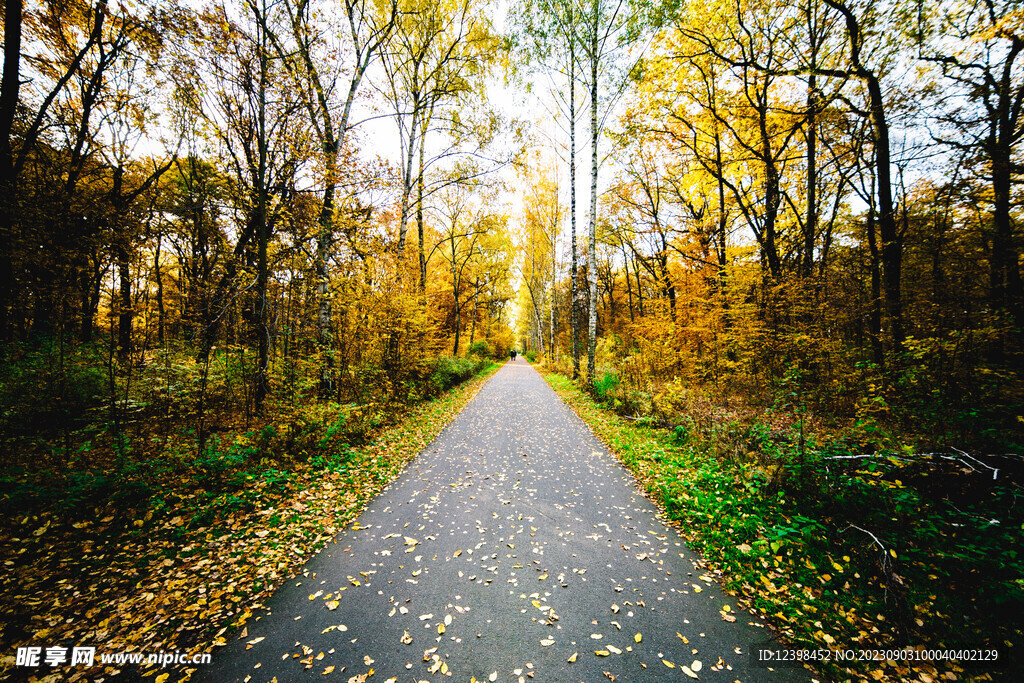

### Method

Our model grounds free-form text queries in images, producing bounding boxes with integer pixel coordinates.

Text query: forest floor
[0,363,499,683]
[541,371,1019,683]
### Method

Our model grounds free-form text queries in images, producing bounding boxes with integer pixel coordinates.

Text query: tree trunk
[758,81,782,281]
[452,302,461,356]
[569,29,580,380]
[824,0,902,351]
[155,235,165,345]
[802,1,820,279]
[804,73,817,278]
[865,73,902,352]
[622,242,634,321]
[396,95,421,256]
[549,277,555,358]
[866,207,884,366]
[418,133,427,291]
[316,179,334,396]
[117,244,132,362]
[587,6,599,387]
[990,117,1024,328]
[254,5,270,413]
[0,0,21,341]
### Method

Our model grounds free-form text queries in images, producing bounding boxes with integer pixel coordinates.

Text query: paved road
[196,359,816,682]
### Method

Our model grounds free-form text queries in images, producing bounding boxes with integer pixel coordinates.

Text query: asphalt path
[196,359,816,683]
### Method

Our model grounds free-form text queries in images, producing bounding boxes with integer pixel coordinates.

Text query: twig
[842,524,886,553]
[822,454,894,460]
[841,524,894,583]
[952,447,1000,480]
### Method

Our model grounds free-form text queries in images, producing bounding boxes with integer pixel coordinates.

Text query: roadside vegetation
[0,353,497,681]
[543,370,1021,683]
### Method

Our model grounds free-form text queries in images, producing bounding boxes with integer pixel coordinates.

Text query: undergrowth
[0,362,498,681]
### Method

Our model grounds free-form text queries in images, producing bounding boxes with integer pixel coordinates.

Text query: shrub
[428,356,488,395]
[468,340,493,359]
[592,371,620,402]
[0,337,106,440]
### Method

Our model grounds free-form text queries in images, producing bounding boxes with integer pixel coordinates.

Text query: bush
[428,356,489,395]
[0,337,106,440]
[592,371,619,402]
[524,350,538,363]
[468,340,493,359]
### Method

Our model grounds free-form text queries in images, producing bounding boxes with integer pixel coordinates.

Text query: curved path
[196,359,815,682]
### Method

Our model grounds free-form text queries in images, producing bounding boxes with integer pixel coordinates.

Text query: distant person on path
[510,349,517,361]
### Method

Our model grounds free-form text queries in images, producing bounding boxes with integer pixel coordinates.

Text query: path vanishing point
[195,359,818,683]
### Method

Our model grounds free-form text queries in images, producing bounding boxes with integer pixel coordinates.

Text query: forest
[0,0,1021,680]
